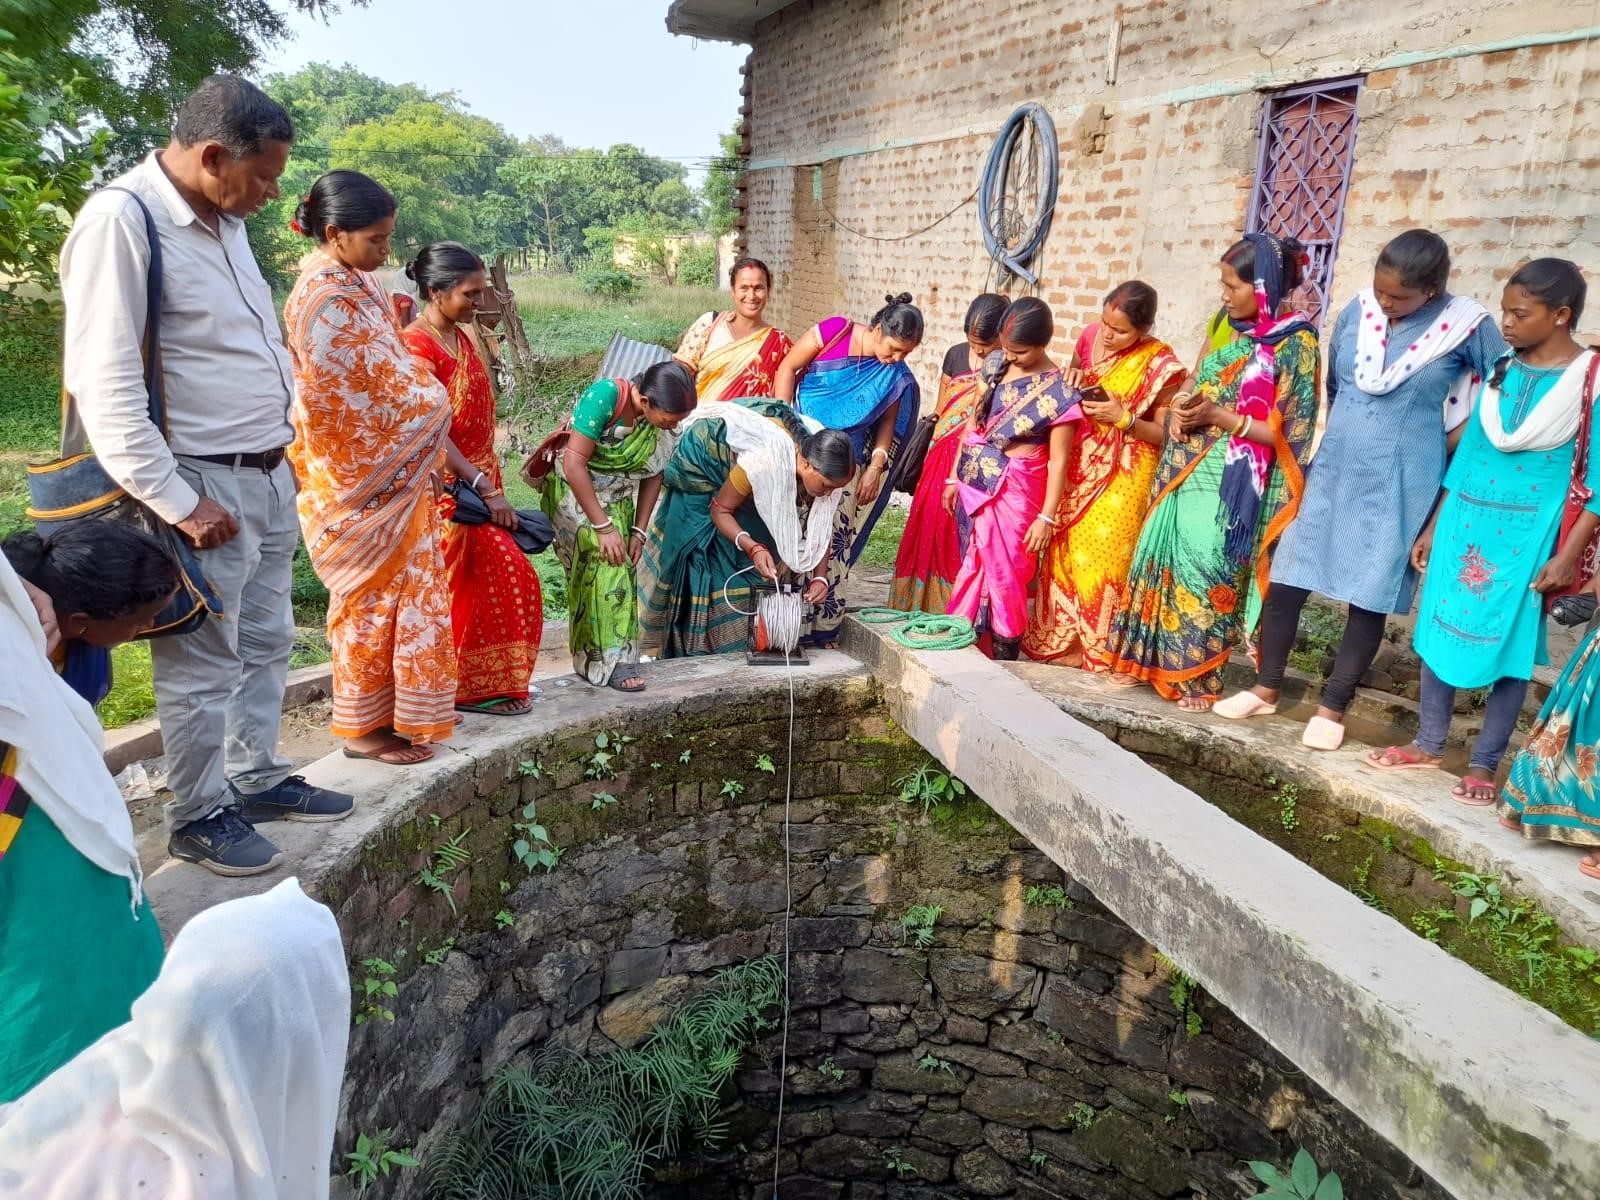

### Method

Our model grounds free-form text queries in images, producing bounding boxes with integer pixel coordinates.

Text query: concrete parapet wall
[843,618,1600,1200]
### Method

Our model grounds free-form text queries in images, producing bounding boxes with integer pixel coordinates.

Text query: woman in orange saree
[889,293,1008,613]
[402,243,543,716]
[675,257,793,401]
[1024,283,1186,668]
[285,171,457,765]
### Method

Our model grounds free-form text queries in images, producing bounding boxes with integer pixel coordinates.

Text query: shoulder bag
[519,379,635,490]
[24,188,222,638]
[1547,351,1600,610]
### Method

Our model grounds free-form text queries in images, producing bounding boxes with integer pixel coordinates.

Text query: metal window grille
[1245,78,1364,328]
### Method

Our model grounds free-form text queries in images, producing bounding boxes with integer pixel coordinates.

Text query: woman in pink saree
[945,298,1082,659]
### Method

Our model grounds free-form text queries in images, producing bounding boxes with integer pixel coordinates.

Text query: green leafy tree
[0,36,102,316]
[703,123,741,237]
[2,0,363,167]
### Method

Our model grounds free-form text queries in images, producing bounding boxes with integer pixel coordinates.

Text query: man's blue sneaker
[168,807,283,877]
[236,774,355,824]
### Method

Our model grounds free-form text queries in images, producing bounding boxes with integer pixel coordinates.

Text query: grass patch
[0,323,62,453]
[100,642,157,730]
[859,504,908,571]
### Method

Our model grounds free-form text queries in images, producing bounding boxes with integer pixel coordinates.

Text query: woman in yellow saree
[674,257,793,400]
[285,171,456,765]
[1024,283,1185,668]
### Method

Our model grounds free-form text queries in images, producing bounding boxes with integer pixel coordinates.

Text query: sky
[259,0,749,180]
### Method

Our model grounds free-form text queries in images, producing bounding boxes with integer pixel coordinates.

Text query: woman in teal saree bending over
[638,399,856,657]
[777,293,923,645]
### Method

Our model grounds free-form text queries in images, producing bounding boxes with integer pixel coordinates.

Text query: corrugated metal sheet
[595,333,673,383]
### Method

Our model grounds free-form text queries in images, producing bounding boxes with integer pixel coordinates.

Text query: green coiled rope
[856,607,978,651]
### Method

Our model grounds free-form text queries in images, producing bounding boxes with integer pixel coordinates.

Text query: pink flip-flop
[1579,854,1600,882]
[1366,744,1441,772]
[1451,776,1499,807]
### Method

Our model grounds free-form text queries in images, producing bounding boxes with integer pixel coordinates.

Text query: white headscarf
[1350,290,1491,431]
[0,554,141,906]
[680,399,843,574]
[0,878,350,1199]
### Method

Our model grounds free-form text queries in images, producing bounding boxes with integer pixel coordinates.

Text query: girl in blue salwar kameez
[1368,259,1598,808]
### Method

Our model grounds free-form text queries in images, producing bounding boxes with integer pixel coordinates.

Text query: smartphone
[1080,385,1109,406]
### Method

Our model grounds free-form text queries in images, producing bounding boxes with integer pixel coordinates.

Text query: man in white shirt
[59,75,352,876]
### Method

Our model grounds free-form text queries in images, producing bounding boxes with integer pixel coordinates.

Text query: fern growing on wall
[422,956,785,1199]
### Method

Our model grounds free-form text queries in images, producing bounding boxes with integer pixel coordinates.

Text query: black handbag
[890,413,937,496]
[24,188,222,638]
[446,480,556,556]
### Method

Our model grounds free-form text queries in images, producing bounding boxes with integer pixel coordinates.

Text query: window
[1246,79,1363,328]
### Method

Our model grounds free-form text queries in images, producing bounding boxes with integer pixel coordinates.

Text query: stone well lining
[844,618,1600,1200]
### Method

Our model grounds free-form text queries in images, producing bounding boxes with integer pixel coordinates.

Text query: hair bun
[886,291,913,306]
[403,259,419,281]
[292,197,316,239]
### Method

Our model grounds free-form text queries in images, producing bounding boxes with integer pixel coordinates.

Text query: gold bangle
[1116,410,1136,431]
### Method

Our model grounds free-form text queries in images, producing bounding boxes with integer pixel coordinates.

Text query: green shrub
[577,264,642,301]
[676,242,718,289]
[0,322,63,451]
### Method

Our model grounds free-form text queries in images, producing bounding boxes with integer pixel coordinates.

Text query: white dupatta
[0,879,350,1200]
[1477,349,1598,454]
[1350,290,1490,431]
[680,400,843,574]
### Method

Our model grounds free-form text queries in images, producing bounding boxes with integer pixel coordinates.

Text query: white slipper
[1301,715,1346,751]
[1213,690,1278,720]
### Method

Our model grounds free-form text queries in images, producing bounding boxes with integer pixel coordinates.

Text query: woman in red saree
[675,257,793,401]
[890,293,1008,613]
[1024,283,1186,668]
[285,172,456,765]
[402,243,543,715]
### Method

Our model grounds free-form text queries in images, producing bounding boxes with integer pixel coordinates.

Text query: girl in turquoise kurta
[1371,260,1598,807]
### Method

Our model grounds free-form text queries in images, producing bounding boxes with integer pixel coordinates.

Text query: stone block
[602,945,668,996]
[484,1007,550,1073]
[953,1147,1015,1196]
[790,951,844,1007]
[834,1103,911,1138]
[596,974,692,1048]
[981,1122,1032,1163]
[622,906,676,950]
[873,1051,968,1095]
[777,1180,843,1200]
[946,1013,988,1043]
[934,1042,1027,1078]
[928,951,1039,1019]
[1035,978,1169,1074]
[783,1108,835,1140]
[820,1006,870,1034]
[1184,1090,1278,1161]
[667,928,770,974]
[1077,1108,1192,1197]
[962,1077,1072,1129]
[913,1109,984,1149]
[791,915,873,950]
[801,1134,891,1180]
[841,947,928,1004]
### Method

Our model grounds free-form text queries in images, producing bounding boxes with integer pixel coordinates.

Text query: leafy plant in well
[915,1053,955,1075]
[512,801,561,873]
[895,759,967,818]
[719,779,746,799]
[1024,884,1074,910]
[517,758,547,779]
[897,904,943,949]
[585,731,620,781]
[494,910,515,929]
[423,957,785,1200]
[418,831,472,915]
[421,937,456,967]
[345,1129,419,1196]
[754,753,776,775]
[1154,953,1204,1037]
[1248,1146,1343,1199]
[884,1148,916,1179]
[817,1057,846,1082]
[591,791,618,811]
[354,958,399,1026]
[1067,1101,1096,1130]
[1027,1150,1048,1171]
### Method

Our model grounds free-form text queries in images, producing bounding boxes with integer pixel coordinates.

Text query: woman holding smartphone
[1024,282,1185,669]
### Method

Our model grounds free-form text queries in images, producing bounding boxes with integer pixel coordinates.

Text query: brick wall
[736,0,1599,397]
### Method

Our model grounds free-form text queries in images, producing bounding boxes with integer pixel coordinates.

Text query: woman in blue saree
[637,399,856,658]
[776,292,923,645]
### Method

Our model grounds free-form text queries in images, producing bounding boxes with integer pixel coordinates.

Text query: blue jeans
[1415,664,1529,773]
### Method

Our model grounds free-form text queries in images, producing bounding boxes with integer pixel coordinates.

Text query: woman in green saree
[539,361,697,691]
[639,398,856,657]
